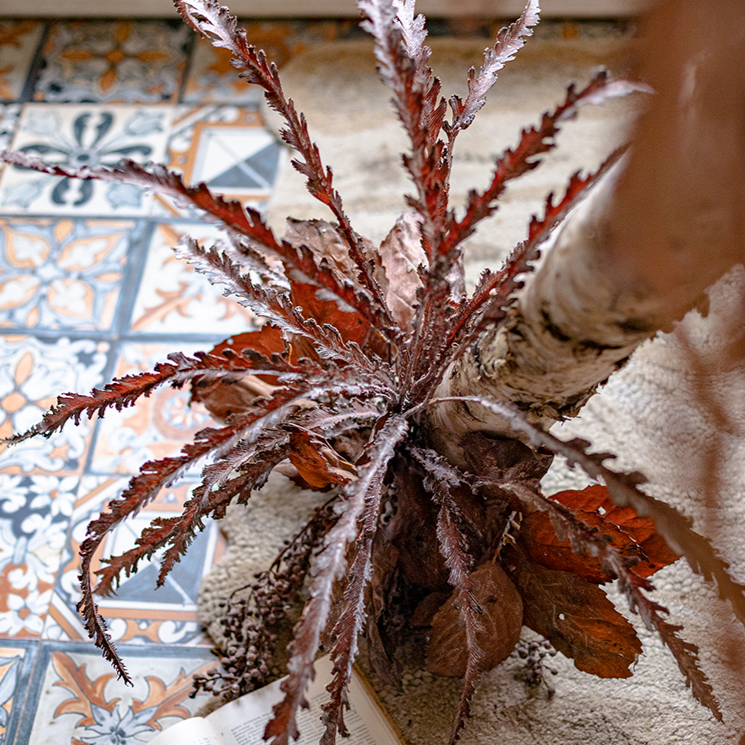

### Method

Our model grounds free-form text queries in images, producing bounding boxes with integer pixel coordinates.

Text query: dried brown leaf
[427,562,523,678]
[506,547,642,678]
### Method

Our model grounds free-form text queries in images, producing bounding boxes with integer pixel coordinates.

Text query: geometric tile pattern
[34,21,190,104]
[156,105,279,218]
[130,221,257,336]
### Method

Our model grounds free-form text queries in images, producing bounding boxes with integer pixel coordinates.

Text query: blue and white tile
[44,477,224,647]
[0,335,110,476]
[0,104,20,150]
[18,642,213,745]
[0,218,136,331]
[153,105,280,218]
[0,105,172,216]
[34,20,190,104]
[128,221,257,336]
[0,475,78,639]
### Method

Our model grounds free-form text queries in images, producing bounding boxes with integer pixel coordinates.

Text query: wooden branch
[426,0,745,464]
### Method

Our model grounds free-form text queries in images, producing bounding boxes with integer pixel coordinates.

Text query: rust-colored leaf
[426,562,523,678]
[505,548,642,678]
[522,484,680,582]
[208,325,287,359]
[287,430,357,490]
[289,281,370,346]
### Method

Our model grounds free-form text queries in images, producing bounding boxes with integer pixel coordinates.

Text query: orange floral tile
[129,221,257,336]
[0,475,78,638]
[20,643,214,745]
[0,21,44,102]
[0,335,110,476]
[43,477,225,646]
[34,21,189,104]
[0,218,136,331]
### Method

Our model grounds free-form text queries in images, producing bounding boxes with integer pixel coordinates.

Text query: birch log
[426,0,745,463]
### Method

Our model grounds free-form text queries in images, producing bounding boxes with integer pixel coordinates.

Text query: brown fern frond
[265,415,407,745]
[94,434,291,596]
[448,0,540,135]
[440,72,641,257]
[435,143,629,382]
[174,0,390,314]
[412,446,484,744]
[3,348,298,445]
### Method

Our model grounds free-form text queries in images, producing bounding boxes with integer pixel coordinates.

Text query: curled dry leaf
[287,430,357,490]
[426,562,524,678]
[376,212,426,327]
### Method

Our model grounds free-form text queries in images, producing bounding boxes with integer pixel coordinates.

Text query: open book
[148,655,405,745]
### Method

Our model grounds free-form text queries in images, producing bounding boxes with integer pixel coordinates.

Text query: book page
[207,655,404,745]
[146,715,219,745]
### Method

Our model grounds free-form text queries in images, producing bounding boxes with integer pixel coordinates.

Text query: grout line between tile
[18,21,50,104]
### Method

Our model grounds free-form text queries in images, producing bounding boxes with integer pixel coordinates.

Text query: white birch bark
[427,0,745,463]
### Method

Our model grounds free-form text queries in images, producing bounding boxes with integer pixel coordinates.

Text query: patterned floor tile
[89,341,219,476]
[0,104,172,216]
[0,335,110,476]
[129,221,257,336]
[0,218,136,332]
[34,21,190,104]
[181,36,262,106]
[0,639,38,745]
[19,642,213,745]
[0,21,44,102]
[182,18,363,107]
[153,105,280,218]
[0,103,20,150]
[0,475,78,639]
[44,477,225,647]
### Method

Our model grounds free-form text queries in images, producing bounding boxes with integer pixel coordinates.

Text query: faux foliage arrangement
[3,0,745,743]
